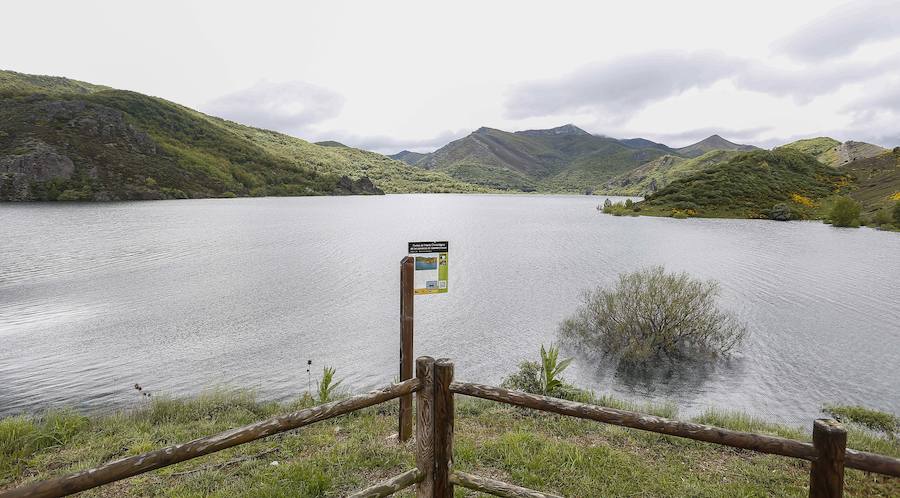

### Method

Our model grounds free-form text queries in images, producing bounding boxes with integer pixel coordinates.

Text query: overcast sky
[3,0,900,153]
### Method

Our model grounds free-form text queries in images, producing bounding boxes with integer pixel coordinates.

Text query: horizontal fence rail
[450,470,562,498]
[449,381,900,478]
[0,378,421,498]
[347,468,423,498]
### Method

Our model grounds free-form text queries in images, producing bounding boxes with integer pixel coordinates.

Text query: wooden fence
[3,356,899,498]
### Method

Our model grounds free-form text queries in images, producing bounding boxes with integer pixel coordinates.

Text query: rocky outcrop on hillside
[333,175,384,195]
[829,141,885,167]
[0,97,170,201]
[0,142,79,200]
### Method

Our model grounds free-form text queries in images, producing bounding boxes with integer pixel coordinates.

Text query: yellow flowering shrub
[790,193,815,207]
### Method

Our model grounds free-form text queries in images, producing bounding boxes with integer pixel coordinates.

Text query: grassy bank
[2,391,898,497]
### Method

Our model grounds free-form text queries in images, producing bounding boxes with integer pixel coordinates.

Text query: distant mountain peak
[676,134,758,158]
[517,124,591,137]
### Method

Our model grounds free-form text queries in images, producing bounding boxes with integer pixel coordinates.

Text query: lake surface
[1,195,898,423]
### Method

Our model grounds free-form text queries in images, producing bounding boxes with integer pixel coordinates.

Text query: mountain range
[390,125,760,193]
[2,69,896,216]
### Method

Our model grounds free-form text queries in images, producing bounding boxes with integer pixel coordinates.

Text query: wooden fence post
[809,418,847,498]
[399,256,414,442]
[433,359,455,498]
[416,357,435,497]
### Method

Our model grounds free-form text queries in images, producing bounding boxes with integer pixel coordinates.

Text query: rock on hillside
[333,175,384,195]
[778,137,884,167]
[825,141,885,167]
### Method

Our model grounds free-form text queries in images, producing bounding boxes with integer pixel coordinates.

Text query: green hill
[603,150,741,196]
[0,70,485,201]
[637,149,851,218]
[779,137,884,167]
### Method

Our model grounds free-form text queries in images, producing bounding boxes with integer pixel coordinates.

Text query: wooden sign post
[400,242,447,443]
[399,256,414,442]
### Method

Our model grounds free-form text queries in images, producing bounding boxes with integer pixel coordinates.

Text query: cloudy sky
[4,0,900,153]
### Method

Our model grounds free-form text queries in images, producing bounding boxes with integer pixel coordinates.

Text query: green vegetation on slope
[411,125,687,193]
[778,137,841,159]
[603,150,741,196]
[409,125,761,193]
[2,391,897,497]
[779,137,884,168]
[637,149,851,219]
[0,70,487,201]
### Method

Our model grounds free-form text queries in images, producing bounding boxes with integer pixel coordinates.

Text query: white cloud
[774,0,900,61]
[5,0,900,151]
[504,51,741,122]
[202,80,345,135]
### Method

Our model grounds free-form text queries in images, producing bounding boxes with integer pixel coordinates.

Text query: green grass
[2,391,898,497]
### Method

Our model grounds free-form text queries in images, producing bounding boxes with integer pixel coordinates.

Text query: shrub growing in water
[828,196,861,227]
[558,266,747,366]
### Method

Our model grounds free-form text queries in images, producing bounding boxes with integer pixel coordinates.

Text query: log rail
[0,378,422,498]
[3,358,900,498]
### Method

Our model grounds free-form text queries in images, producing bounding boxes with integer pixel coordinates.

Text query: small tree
[559,266,747,366]
[828,196,861,228]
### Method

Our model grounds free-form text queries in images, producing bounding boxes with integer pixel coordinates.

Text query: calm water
[1,195,898,423]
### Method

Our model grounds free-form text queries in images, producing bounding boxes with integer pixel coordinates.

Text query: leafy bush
[894,201,900,225]
[559,266,747,366]
[828,196,861,227]
[501,345,581,400]
[501,360,543,395]
[769,203,792,221]
[823,404,897,437]
[871,207,893,227]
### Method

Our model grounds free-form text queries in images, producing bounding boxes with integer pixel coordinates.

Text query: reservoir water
[1,194,898,423]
